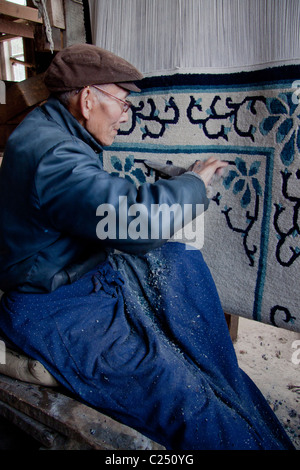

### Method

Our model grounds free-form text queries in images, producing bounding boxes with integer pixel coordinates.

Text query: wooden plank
[9,57,35,69]
[64,0,86,46]
[0,33,18,42]
[0,0,42,23]
[0,399,95,449]
[225,313,239,342]
[0,74,49,123]
[34,23,64,52]
[0,399,63,448]
[0,374,164,450]
[47,0,65,29]
[0,18,35,39]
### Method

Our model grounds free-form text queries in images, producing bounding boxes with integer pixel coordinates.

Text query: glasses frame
[91,85,132,113]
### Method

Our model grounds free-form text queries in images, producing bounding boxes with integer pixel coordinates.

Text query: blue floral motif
[220,157,263,266]
[223,157,262,208]
[110,155,146,186]
[259,92,300,166]
[273,169,300,267]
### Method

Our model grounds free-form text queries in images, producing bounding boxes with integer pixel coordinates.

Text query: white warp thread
[88,0,300,73]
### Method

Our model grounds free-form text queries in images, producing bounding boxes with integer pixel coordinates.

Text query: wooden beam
[0,374,164,450]
[9,57,35,69]
[0,400,64,449]
[225,313,239,342]
[0,74,49,124]
[34,23,64,52]
[64,0,86,46]
[0,18,35,39]
[0,33,17,42]
[0,0,42,23]
[47,0,65,29]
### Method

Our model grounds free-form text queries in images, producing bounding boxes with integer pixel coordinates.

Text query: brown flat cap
[44,44,143,93]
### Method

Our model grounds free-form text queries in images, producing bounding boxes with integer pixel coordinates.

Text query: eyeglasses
[91,85,132,113]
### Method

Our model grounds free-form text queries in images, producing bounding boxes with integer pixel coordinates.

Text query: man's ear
[79,86,93,120]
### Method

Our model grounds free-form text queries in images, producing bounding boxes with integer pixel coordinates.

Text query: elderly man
[0,44,294,450]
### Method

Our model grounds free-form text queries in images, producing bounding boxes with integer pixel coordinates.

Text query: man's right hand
[188,157,228,187]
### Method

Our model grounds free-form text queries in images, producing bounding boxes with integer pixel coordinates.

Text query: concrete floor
[234,316,300,450]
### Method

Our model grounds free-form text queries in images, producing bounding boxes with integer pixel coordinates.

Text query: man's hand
[188,157,228,187]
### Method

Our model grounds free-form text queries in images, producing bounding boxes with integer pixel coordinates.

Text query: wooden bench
[0,339,164,450]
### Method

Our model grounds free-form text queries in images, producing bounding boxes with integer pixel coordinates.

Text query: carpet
[102,63,300,332]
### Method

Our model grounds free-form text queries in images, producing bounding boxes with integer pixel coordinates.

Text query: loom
[89,0,300,333]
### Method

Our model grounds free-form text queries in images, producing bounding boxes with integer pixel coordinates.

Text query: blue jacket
[0,97,209,293]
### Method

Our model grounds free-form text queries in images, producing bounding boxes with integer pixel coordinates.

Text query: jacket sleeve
[35,139,210,254]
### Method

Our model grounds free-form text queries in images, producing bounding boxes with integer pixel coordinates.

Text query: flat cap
[44,44,143,93]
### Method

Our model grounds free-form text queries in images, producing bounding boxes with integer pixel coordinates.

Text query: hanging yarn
[32,0,54,53]
[88,0,300,73]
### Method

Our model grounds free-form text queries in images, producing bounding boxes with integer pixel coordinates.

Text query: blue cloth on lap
[0,242,295,450]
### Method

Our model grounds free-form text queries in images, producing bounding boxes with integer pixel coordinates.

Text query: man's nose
[120,110,129,123]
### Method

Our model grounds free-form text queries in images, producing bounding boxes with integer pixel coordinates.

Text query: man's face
[85,84,130,147]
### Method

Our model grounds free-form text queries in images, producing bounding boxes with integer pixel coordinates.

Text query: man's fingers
[189,158,228,186]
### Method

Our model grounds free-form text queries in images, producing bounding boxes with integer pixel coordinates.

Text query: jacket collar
[42,96,104,153]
